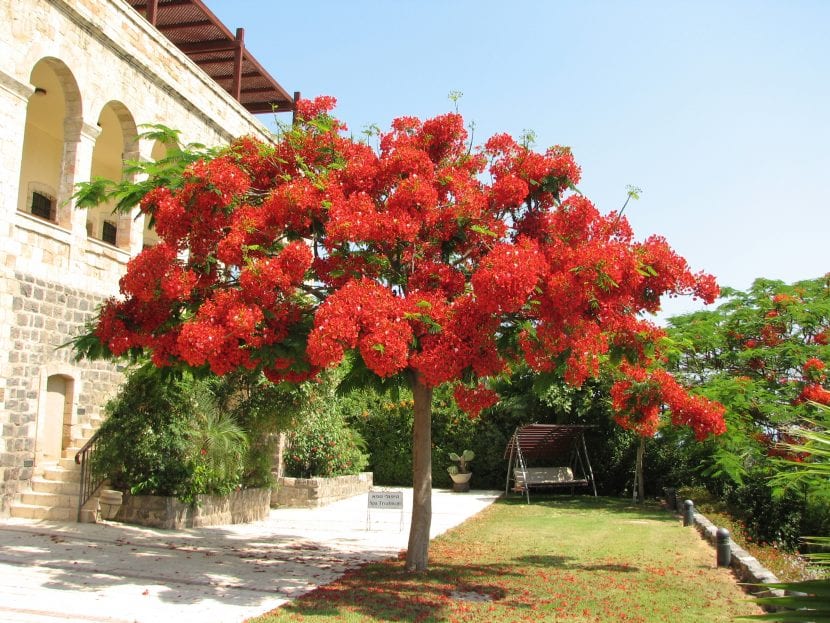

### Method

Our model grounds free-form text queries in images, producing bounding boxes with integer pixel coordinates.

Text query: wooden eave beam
[157,19,213,32]
[177,38,236,54]
[240,87,281,95]
[211,72,263,86]
[246,101,293,114]
[131,0,193,8]
[146,0,158,24]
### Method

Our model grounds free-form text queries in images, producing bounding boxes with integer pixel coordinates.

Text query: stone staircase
[9,417,102,522]
[10,458,82,521]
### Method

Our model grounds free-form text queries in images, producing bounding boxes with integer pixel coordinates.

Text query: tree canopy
[75,97,725,569]
[666,275,830,487]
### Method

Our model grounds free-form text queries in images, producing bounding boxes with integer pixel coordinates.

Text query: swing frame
[504,424,598,503]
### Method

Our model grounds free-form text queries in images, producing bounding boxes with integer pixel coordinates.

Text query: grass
[248,496,762,622]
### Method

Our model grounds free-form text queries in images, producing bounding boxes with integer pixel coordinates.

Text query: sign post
[367,489,404,531]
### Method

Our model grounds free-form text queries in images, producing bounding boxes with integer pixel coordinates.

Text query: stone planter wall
[114,488,270,529]
[272,472,373,508]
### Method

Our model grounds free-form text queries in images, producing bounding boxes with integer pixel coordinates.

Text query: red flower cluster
[307,279,413,378]
[798,384,830,405]
[89,95,725,440]
[471,237,547,313]
[795,358,830,405]
[611,365,726,440]
[453,384,500,419]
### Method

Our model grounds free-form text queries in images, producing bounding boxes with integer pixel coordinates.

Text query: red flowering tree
[76,97,725,571]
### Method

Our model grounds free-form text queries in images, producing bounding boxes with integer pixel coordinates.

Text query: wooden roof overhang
[503,424,593,461]
[126,0,297,115]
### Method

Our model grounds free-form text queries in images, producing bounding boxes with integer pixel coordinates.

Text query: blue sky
[208,0,829,321]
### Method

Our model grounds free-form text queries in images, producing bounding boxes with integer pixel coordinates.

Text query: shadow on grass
[267,558,528,622]
[515,555,640,573]
[266,551,641,622]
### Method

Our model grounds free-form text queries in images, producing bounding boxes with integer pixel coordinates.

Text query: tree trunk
[405,375,433,572]
[635,436,645,504]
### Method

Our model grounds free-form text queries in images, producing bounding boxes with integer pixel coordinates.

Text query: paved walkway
[0,489,501,623]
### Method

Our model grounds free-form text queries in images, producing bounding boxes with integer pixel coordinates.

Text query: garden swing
[504,424,598,502]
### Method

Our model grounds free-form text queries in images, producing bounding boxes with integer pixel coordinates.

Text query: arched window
[86,101,138,249]
[17,59,81,228]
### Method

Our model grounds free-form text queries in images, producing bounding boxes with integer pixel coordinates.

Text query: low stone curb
[689,510,785,597]
[664,495,787,600]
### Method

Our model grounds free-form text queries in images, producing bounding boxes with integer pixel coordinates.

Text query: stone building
[0,0,295,518]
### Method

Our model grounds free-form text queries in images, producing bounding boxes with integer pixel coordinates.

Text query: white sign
[368,490,403,509]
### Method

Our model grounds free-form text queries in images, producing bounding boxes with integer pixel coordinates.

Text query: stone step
[20,491,79,509]
[42,466,80,483]
[79,507,98,523]
[80,423,99,437]
[31,476,79,495]
[62,447,81,460]
[57,457,80,471]
[70,437,92,449]
[9,504,76,521]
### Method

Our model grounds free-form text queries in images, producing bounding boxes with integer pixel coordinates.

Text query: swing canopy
[504,424,598,501]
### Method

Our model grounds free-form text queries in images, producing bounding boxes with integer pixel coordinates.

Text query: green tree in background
[666,275,830,546]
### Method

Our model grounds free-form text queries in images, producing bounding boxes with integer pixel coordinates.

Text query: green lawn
[248,496,762,622]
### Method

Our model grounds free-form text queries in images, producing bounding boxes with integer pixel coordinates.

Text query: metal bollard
[683,499,694,526]
[716,527,731,567]
[665,487,677,511]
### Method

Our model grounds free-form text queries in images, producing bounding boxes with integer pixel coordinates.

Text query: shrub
[284,409,368,478]
[283,372,369,478]
[345,392,413,485]
[726,476,806,550]
[209,370,299,488]
[92,366,257,504]
[186,388,249,496]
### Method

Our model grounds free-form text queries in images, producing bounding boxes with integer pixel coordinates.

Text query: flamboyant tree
[666,276,830,485]
[75,97,726,570]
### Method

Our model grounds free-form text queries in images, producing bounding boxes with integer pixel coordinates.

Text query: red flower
[453,384,499,419]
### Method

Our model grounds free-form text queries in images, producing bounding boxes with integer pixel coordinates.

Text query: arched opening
[17,59,81,228]
[87,101,138,249]
[36,374,75,465]
[142,139,168,248]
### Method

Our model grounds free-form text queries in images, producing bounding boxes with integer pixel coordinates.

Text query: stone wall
[272,473,374,508]
[115,488,271,529]
[0,272,124,513]
[0,0,285,517]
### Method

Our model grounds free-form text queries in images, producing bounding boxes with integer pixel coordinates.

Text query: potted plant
[447,450,474,492]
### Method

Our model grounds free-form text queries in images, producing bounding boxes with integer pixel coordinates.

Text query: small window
[30,191,55,221]
[102,221,117,245]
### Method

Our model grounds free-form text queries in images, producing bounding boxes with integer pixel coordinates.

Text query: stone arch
[86,100,139,249]
[17,57,83,228]
[34,364,81,466]
[139,139,169,248]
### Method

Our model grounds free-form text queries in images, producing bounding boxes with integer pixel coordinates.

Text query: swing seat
[513,467,577,491]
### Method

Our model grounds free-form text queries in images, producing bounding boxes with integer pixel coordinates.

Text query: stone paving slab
[0,489,500,623]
